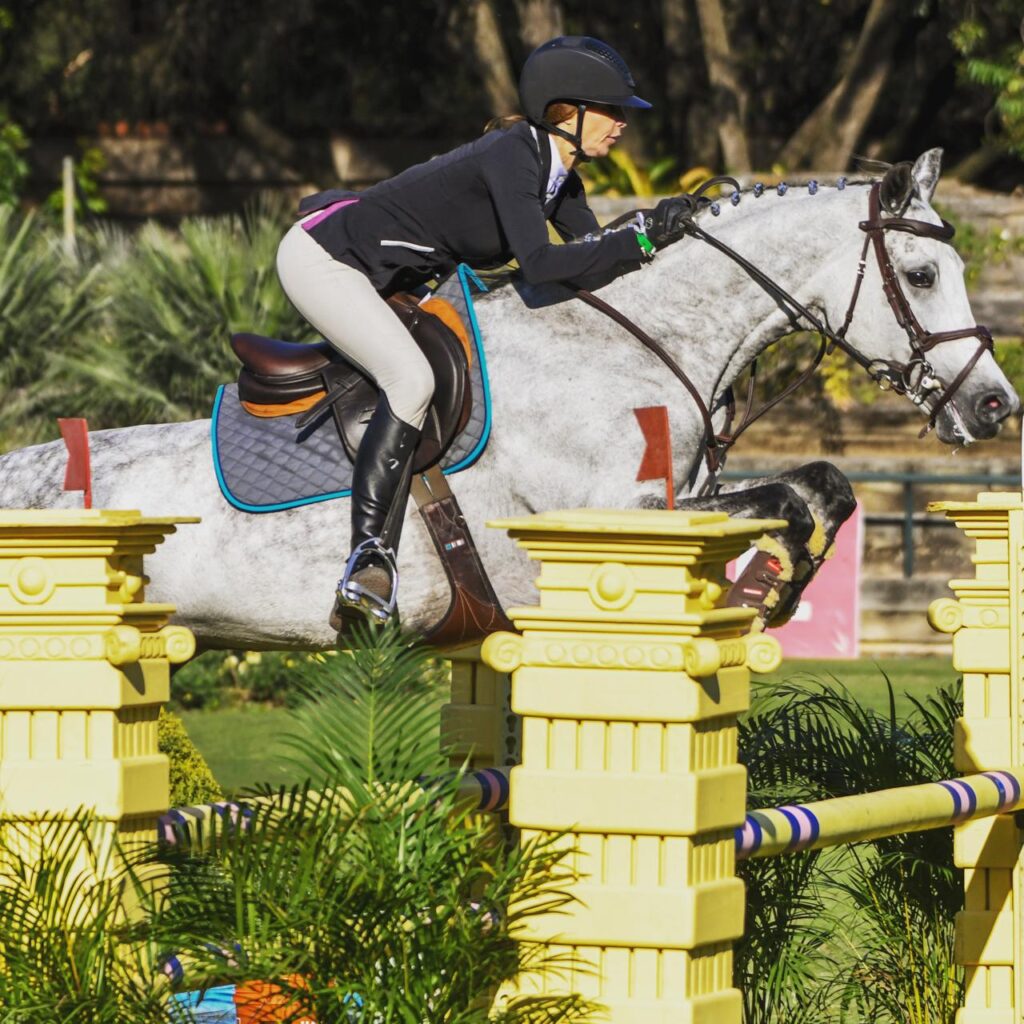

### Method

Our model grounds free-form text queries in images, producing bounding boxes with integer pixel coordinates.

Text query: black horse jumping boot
[331,397,420,633]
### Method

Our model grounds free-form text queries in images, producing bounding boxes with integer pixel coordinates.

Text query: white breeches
[276,222,435,428]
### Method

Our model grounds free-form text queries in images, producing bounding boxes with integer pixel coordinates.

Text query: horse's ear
[879,162,914,215]
[911,148,943,204]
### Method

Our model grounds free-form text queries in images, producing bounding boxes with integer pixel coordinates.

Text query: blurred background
[2,0,1024,660]
[4,0,1024,211]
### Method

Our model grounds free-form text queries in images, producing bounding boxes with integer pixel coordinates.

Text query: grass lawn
[178,656,961,795]
[178,705,301,795]
[754,655,960,716]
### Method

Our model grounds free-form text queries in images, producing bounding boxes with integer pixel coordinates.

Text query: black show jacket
[301,121,642,295]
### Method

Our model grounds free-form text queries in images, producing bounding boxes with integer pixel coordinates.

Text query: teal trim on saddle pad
[443,265,492,474]
[210,265,492,514]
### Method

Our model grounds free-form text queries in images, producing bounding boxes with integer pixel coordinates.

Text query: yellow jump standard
[928,492,1024,1024]
[482,508,783,1024]
[0,510,197,860]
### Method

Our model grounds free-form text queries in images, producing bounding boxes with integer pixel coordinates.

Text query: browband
[859,215,955,241]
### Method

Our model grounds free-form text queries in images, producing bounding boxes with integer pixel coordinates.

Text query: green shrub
[4,198,311,445]
[0,813,178,1022]
[0,110,27,207]
[170,650,321,710]
[158,708,222,806]
[149,624,588,1023]
[0,208,106,449]
[737,676,961,1024]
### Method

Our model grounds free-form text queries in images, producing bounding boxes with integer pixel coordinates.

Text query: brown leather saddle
[230,294,472,470]
[228,295,514,650]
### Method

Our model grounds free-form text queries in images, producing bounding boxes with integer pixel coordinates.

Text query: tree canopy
[0,0,1022,188]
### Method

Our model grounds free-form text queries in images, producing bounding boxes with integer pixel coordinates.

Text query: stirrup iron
[336,538,399,623]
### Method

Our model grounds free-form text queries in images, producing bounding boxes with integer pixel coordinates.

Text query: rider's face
[577,105,627,158]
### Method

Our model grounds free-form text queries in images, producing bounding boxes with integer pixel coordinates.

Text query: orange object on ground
[234,975,317,1023]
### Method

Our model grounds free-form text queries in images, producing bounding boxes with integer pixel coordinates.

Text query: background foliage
[0,0,1023,193]
[738,677,962,1024]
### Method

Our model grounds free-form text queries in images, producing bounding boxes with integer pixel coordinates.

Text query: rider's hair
[483,102,579,134]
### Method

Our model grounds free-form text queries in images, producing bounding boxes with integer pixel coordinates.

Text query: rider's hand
[643,196,695,249]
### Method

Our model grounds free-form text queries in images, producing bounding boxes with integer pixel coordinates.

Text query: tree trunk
[950,144,1003,184]
[779,0,907,171]
[469,0,520,118]
[515,0,563,54]
[693,0,751,173]
[662,0,715,168]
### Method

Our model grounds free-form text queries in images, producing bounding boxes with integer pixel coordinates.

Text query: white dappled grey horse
[0,150,1016,649]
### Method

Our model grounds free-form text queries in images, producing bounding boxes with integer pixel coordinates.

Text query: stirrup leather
[336,538,399,623]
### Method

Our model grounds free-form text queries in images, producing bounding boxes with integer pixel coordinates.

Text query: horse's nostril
[977,392,1011,424]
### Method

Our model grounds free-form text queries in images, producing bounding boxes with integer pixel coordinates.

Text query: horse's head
[839,149,1018,445]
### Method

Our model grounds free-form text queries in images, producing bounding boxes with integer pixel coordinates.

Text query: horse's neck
[582,187,868,400]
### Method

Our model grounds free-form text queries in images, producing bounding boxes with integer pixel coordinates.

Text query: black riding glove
[642,196,696,249]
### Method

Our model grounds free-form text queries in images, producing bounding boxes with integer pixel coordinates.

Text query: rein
[577,180,993,494]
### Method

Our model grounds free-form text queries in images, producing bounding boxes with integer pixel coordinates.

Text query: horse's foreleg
[677,482,816,630]
[717,461,856,624]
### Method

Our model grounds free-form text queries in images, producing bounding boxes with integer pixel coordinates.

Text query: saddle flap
[384,295,470,469]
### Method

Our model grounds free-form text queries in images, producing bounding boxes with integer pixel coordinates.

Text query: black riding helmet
[518,36,651,158]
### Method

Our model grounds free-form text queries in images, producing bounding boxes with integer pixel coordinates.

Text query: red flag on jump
[633,406,674,510]
[58,418,92,509]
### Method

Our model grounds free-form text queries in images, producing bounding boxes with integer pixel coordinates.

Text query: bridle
[842,183,992,429]
[576,178,993,493]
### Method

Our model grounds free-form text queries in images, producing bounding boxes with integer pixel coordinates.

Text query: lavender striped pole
[157,767,512,846]
[736,770,1024,861]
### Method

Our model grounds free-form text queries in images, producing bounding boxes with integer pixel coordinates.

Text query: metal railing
[721,469,1021,577]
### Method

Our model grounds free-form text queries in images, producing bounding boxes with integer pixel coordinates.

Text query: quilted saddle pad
[211,267,492,513]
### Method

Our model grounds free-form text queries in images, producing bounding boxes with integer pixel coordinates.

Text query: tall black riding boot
[332,397,420,630]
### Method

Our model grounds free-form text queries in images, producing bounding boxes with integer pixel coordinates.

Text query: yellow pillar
[0,510,197,859]
[481,508,783,1024]
[929,492,1024,1024]
[442,646,517,770]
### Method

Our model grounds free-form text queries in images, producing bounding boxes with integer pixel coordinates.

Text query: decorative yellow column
[0,510,197,852]
[929,492,1024,1024]
[442,646,517,770]
[481,508,783,1024]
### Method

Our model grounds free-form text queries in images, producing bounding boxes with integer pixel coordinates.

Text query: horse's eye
[906,268,935,288]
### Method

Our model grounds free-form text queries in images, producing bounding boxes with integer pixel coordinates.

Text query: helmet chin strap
[540,104,590,162]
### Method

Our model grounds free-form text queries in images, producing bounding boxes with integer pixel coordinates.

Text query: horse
[0,149,1015,650]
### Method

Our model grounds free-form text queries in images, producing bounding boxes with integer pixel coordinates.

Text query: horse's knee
[781,461,856,524]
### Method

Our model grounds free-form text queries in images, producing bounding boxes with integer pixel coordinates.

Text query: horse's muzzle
[938,385,1019,443]
[974,389,1018,429]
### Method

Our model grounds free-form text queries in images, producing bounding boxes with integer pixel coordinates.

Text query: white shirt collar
[531,127,569,202]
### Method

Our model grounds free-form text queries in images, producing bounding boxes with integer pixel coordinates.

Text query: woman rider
[276,35,694,630]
